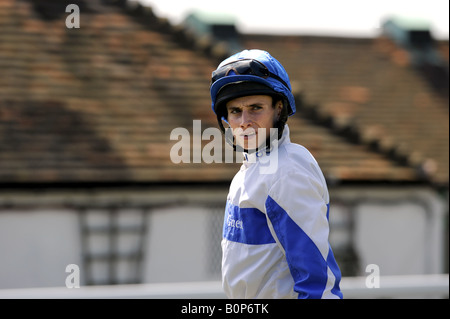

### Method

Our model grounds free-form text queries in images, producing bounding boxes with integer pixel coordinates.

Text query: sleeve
[265,168,342,299]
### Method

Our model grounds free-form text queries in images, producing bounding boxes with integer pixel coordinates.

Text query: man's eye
[229,109,241,114]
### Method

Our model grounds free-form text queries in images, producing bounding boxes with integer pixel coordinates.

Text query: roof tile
[0,0,447,186]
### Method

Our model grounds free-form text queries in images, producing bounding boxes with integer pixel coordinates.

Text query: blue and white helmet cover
[210,49,296,116]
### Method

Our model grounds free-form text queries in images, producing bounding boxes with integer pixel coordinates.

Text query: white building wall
[0,186,447,290]
[330,186,447,276]
[143,206,218,283]
[354,202,429,275]
[0,209,82,289]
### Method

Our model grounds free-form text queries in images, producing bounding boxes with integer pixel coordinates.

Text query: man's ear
[276,100,283,118]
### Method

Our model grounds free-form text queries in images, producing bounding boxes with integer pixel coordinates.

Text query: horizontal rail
[0,274,447,299]
[340,273,449,298]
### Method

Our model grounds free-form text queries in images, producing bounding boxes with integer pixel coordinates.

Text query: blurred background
[0,0,448,298]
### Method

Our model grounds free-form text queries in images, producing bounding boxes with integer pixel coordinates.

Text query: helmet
[210,49,296,119]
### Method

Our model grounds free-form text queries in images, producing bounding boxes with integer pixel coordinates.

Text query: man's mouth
[239,130,256,138]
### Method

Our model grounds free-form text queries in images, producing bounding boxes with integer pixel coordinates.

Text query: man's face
[225,95,282,150]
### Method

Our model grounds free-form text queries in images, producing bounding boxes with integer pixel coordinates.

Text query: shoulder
[278,142,323,177]
[271,142,329,201]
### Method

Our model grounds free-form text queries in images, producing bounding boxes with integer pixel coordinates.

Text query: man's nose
[240,110,253,128]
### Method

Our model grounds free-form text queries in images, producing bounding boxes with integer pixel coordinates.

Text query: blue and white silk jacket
[221,125,343,299]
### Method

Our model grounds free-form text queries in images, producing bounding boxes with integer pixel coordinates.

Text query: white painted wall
[0,186,447,289]
[354,202,430,275]
[143,206,218,283]
[330,187,447,276]
[0,204,221,289]
[0,209,82,289]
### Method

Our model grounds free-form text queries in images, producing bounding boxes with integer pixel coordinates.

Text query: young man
[209,49,343,299]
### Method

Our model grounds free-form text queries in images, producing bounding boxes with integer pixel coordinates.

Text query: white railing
[0,274,447,299]
[340,273,448,299]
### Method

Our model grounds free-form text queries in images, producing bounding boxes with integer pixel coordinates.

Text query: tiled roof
[241,34,449,185]
[0,0,448,186]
